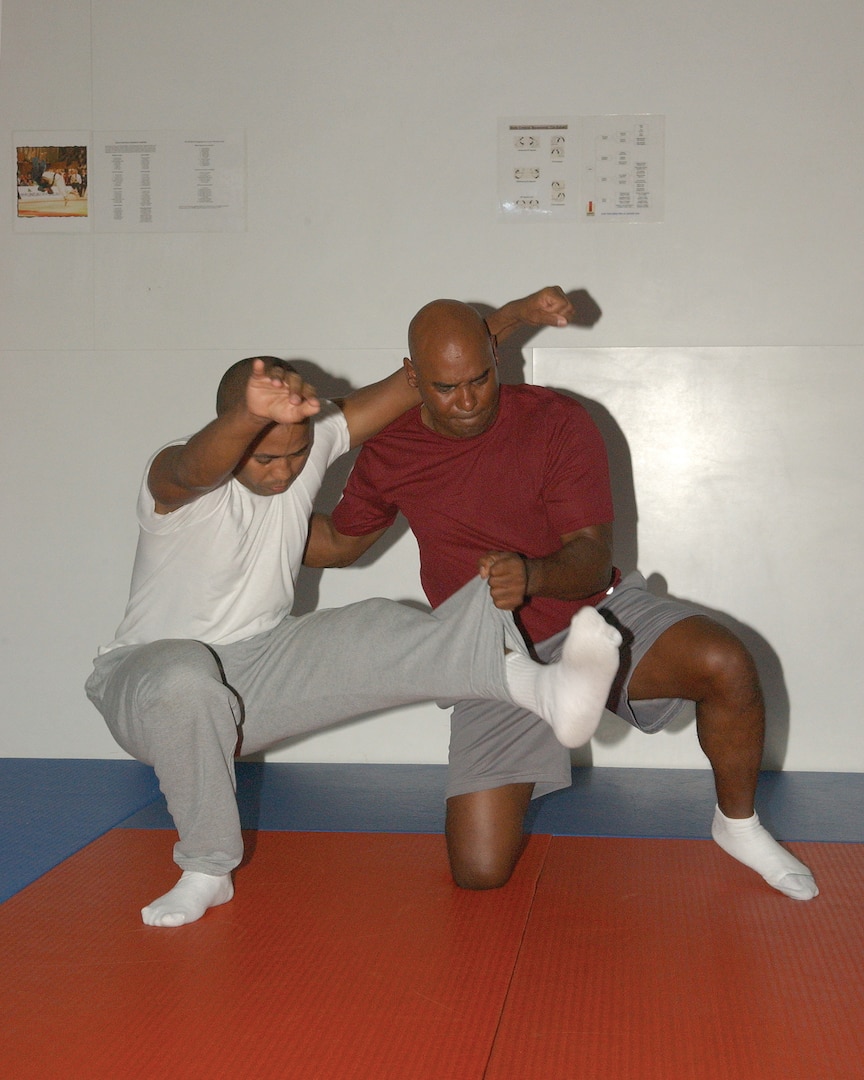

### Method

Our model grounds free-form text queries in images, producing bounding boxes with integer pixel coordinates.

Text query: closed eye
[432,368,491,393]
[253,446,309,464]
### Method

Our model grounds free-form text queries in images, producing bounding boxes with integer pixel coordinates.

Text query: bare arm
[485,285,575,344]
[303,512,388,567]
[148,359,320,513]
[477,524,614,611]
[334,369,420,449]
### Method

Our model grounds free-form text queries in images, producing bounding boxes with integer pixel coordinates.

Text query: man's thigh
[447,694,571,801]
[599,571,698,733]
[445,783,535,889]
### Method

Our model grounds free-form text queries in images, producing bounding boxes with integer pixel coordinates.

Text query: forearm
[524,534,613,602]
[303,513,386,568]
[338,369,421,448]
[485,300,525,343]
[149,409,271,508]
[485,286,573,344]
[480,525,613,611]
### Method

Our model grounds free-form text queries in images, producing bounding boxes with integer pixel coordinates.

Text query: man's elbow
[303,546,359,569]
[303,536,366,569]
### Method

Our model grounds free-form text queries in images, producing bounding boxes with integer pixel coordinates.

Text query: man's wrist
[485,301,521,342]
[521,553,536,597]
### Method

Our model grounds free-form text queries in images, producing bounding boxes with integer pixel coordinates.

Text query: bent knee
[130,640,226,711]
[450,856,515,891]
[446,836,523,890]
[444,784,532,890]
[693,624,761,702]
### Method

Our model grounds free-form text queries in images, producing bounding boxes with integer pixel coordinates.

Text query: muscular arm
[303,512,388,567]
[478,523,614,611]
[335,369,420,449]
[148,359,319,514]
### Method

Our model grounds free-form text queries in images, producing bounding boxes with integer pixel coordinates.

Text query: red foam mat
[1,829,549,1080]
[487,836,864,1080]
[3,831,862,1079]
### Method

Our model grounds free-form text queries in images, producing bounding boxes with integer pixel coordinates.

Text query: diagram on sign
[498,115,664,223]
[497,120,575,220]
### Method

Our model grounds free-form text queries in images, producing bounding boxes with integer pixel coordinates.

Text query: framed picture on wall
[15,131,91,232]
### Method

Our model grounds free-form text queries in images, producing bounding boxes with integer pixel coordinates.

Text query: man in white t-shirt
[86,296,624,929]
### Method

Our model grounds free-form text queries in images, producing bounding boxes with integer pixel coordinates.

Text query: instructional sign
[498,115,664,223]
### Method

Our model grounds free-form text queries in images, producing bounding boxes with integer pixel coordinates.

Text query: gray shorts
[446,571,698,800]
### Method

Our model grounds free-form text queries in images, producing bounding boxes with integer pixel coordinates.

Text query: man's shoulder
[315,399,349,433]
[361,405,423,448]
[310,400,351,456]
[503,382,575,404]
[501,383,588,422]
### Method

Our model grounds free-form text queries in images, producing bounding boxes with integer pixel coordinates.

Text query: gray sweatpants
[446,571,700,801]
[85,576,526,875]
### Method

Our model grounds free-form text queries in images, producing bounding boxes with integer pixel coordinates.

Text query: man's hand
[511,285,575,328]
[246,358,320,426]
[478,551,529,610]
[485,286,575,343]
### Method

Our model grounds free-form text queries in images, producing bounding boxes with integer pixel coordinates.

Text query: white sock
[711,805,819,901]
[506,606,622,748]
[141,870,234,927]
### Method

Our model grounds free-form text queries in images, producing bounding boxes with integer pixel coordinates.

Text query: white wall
[1,0,861,768]
[536,347,864,772]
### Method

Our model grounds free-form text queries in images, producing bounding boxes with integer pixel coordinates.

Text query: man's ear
[403,356,419,387]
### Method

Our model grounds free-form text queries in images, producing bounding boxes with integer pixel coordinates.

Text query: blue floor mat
[3,760,862,905]
[0,759,160,904]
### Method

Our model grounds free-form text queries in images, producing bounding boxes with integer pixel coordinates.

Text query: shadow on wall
[558,387,791,772]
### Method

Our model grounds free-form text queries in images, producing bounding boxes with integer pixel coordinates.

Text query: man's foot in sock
[711,805,819,900]
[533,606,622,747]
[141,870,234,927]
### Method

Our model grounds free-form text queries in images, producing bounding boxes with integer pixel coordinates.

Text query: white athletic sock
[505,606,622,748]
[141,870,234,927]
[711,805,819,901]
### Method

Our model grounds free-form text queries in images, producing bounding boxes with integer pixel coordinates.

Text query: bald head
[407,300,492,373]
[404,300,500,439]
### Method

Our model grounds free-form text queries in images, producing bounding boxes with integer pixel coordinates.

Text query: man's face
[406,336,500,440]
[234,421,311,496]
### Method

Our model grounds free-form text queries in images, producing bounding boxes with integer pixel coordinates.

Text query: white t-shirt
[100,404,350,653]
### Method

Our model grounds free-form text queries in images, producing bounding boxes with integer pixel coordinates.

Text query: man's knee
[448,846,519,891]
[637,616,762,707]
[121,640,228,717]
[445,784,533,890]
[692,623,762,706]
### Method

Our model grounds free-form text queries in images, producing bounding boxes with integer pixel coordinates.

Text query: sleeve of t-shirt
[541,398,614,536]
[135,404,350,536]
[331,443,399,536]
[135,438,227,535]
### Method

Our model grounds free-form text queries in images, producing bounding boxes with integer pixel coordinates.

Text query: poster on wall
[92,131,246,232]
[14,130,246,232]
[15,133,91,233]
[497,118,577,222]
[498,114,664,223]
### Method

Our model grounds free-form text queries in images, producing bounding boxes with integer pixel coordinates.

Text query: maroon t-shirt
[332,384,615,645]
